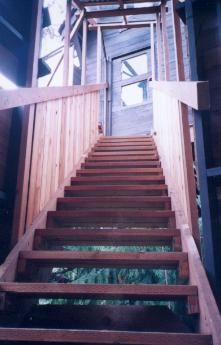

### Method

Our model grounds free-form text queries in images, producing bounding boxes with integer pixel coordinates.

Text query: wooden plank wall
[153,88,198,241]
[26,91,100,227]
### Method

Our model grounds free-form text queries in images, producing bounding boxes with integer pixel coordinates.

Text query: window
[121,53,148,80]
[120,51,149,107]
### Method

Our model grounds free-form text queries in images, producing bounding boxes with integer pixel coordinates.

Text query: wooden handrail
[150,81,210,111]
[0,83,108,111]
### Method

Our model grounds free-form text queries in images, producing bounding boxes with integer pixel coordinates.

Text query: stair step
[95,143,156,149]
[94,146,156,152]
[18,251,189,282]
[57,196,171,210]
[34,228,181,250]
[77,168,163,176]
[86,155,158,162]
[0,282,198,302]
[46,210,175,228]
[0,328,211,344]
[89,151,158,157]
[82,161,161,168]
[71,176,165,185]
[64,185,168,197]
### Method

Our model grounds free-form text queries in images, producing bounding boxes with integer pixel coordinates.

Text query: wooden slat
[150,81,210,111]
[0,282,197,300]
[0,83,107,110]
[0,329,212,344]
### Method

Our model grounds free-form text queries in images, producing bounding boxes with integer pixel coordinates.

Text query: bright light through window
[0,73,17,90]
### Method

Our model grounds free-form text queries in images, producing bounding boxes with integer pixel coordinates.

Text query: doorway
[110,49,153,136]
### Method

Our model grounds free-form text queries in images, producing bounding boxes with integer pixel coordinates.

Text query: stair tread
[65,185,167,191]
[48,210,175,217]
[0,282,198,299]
[57,196,171,202]
[77,168,163,174]
[71,176,165,183]
[82,161,161,167]
[19,250,187,267]
[86,155,158,161]
[89,151,157,156]
[94,145,156,151]
[0,328,212,344]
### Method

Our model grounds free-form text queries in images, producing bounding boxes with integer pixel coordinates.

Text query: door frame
[106,46,150,136]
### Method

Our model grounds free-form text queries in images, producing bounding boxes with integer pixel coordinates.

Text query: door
[111,49,153,136]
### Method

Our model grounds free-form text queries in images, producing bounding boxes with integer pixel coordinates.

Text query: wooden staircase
[0,136,212,345]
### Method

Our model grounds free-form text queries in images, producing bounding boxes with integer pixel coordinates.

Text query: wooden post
[81,19,87,85]
[171,0,200,247]
[156,12,163,80]
[63,0,71,86]
[96,26,102,83]
[161,0,170,80]
[150,23,156,81]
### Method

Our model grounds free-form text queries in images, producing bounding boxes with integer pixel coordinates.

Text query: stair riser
[57,202,170,211]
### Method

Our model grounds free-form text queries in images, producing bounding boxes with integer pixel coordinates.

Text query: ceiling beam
[89,20,156,30]
[81,0,162,6]
[85,6,160,18]
[72,0,97,25]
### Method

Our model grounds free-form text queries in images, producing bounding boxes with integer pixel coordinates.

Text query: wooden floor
[0,136,212,345]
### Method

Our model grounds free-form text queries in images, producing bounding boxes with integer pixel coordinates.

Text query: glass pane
[121,53,147,80]
[121,81,148,107]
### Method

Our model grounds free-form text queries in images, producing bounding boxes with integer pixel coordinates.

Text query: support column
[150,23,156,81]
[63,0,71,85]
[96,26,102,83]
[156,12,163,80]
[161,0,170,80]
[81,19,87,85]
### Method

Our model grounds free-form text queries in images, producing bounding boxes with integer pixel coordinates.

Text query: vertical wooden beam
[81,19,87,85]
[171,0,185,81]
[96,26,102,83]
[63,0,71,86]
[171,0,200,246]
[161,0,170,80]
[11,0,43,246]
[150,23,156,80]
[156,12,163,80]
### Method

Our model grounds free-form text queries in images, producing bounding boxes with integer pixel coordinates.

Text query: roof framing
[85,6,161,18]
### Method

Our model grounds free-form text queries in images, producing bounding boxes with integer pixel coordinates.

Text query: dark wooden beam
[85,6,161,19]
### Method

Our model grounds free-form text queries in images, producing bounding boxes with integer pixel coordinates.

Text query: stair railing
[150,80,221,345]
[0,83,106,280]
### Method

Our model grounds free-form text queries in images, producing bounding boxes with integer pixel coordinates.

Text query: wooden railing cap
[0,83,108,111]
[150,81,210,111]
